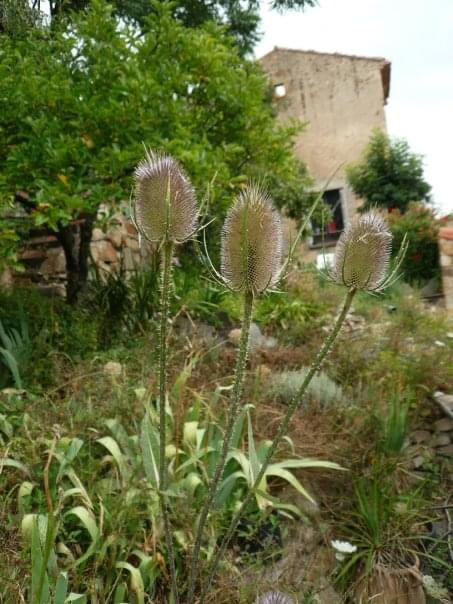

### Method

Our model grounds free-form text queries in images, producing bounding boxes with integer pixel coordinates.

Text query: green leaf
[54,572,69,604]
[0,457,30,476]
[116,562,145,604]
[266,466,315,504]
[97,435,128,481]
[140,413,160,489]
[65,506,99,543]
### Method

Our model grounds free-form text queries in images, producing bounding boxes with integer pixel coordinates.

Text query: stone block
[40,249,66,274]
[92,228,105,241]
[431,433,450,447]
[434,417,453,432]
[439,239,453,255]
[125,237,140,252]
[410,430,431,444]
[93,240,118,264]
[437,444,453,458]
[106,228,123,249]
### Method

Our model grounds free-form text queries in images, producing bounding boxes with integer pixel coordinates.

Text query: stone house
[260,47,391,261]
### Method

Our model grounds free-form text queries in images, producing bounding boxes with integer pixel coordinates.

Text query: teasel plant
[199,210,408,602]
[132,148,199,604]
[186,184,284,603]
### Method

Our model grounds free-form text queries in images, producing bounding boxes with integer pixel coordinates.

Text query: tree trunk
[56,212,96,304]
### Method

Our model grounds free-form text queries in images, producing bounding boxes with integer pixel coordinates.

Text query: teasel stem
[158,240,180,604]
[200,288,357,601]
[187,290,254,604]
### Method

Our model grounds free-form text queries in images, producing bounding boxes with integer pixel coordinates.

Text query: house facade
[260,47,391,259]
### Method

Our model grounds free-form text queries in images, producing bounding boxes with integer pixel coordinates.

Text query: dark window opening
[311,188,344,247]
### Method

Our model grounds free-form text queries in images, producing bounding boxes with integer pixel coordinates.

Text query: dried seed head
[257,592,294,604]
[134,149,197,244]
[332,211,392,292]
[221,185,282,295]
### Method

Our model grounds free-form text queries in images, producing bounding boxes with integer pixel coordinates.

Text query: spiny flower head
[257,591,294,604]
[332,211,392,292]
[221,185,282,295]
[133,149,198,244]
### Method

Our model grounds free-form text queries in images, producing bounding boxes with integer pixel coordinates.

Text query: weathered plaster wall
[260,48,389,222]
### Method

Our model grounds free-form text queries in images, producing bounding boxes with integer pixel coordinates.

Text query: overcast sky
[256,0,453,215]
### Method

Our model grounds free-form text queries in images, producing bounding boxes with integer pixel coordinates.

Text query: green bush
[387,203,440,285]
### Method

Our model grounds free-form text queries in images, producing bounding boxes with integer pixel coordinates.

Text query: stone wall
[11,211,145,297]
[439,225,453,312]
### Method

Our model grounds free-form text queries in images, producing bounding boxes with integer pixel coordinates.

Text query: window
[311,188,345,247]
[273,83,286,98]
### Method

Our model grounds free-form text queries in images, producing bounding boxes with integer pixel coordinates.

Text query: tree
[346,130,431,213]
[0,0,310,301]
[28,0,317,54]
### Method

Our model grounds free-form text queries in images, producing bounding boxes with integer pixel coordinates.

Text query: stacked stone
[89,213,144,273]
[406,392,453,473]
[439,226,453,312]
[13,212,146,296]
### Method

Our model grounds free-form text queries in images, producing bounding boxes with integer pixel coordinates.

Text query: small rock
[411,455,425,469]
[437,444,453,458]
[434,418,453,432]
[447,332,453,339]
[263,336,278,349]
[434,391,453,415]
[410,430,432,444]
[103,361,123,377]
[228,322,267,351]
[249,322,265,350]
[228,328,242,346]
[431,433,451,447]
[434,340,446,347]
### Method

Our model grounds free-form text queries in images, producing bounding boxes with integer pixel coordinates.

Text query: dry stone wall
[11,211,146,297]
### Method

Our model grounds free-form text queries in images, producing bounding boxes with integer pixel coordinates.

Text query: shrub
[387,203,440,285]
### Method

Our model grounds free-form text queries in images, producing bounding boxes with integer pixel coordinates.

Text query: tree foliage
[347,130,431,213]
[28,0,317,54]
[0,0,310,298]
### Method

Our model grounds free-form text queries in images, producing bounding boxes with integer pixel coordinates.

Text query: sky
[255,0,453,215]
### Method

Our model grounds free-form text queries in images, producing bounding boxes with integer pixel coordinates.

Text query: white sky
[256,0,453,215]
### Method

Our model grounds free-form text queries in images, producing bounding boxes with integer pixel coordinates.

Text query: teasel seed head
[133,149,198,244]
[332,211,392,292]
[256,591,294,604]
[221,184,282,296]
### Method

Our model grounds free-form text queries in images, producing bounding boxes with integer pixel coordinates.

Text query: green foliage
[266,368,344,409]
[41,0,318,55]
[347,130,431,212]
[387,202,440,284]
[2,376,337,599]
[376,394,409,458]
[0,313,30,389]
[0,0,310,272]
[0,287,102,386]
[87,260,160,346]
[335,479,427,590]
